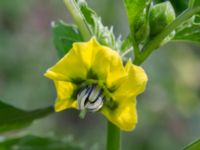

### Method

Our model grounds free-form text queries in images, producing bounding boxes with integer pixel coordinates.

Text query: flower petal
[101,97,137,131]
[54,80,78,112]
[89,39,126,87]
[105,51,127,88]
[44,38,95,82]
[113,60,148,99]
[44,37,126,86]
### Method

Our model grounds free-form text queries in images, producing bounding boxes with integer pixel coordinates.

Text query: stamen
[77,84,104,112]
[85,96,104,112]
[88,85,101,102]
[77,88,88,110]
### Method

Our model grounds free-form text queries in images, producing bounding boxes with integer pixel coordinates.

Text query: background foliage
[0,0,200,149]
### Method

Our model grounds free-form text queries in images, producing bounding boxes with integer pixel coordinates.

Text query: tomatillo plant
[44,0,200,149]
[0,0,200,149]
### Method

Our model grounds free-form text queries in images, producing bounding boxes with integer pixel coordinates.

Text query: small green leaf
[75,0,118,49]
[52,20,83,58]
[123,0,151,43]
[183,139,200,150]
[0,100,53,133]
[173,15,200,44]
[174,24,200,43]
[123,0,146,29]
[0,135,83,150]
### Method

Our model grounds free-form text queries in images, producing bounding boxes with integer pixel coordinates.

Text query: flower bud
[149,1,175,37]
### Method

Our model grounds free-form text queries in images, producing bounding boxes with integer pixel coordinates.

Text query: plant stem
[64,0,91,41]
[132,38,141,64]
[106,121,121,150]
[133,7,200,65]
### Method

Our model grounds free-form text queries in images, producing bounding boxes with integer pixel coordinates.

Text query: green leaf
[52,20,83,58]
[0,135,83,150]
[123,0,151,43]
[75,0,118,49]
[191,0,200,8]
[174,24,200,43]
[123,0,146,29]
[0,100,54,133]
[183,139,200,150]
[173,15,200,44]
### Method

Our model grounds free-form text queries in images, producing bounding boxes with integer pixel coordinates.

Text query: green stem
[64,0,91,41]
[133,7,200,65]
[132,38,141,63]
[106,121,121,150]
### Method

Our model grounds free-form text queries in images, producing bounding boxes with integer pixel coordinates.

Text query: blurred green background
[0,0,200,149]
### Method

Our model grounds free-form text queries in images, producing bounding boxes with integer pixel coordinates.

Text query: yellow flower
[44,37,148,131]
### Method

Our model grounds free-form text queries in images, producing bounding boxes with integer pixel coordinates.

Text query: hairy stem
[64,0,91,41]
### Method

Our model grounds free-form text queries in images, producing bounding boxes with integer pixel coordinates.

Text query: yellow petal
[54,80,78,112]
[105,51,127,88]
[113,60,148,99]
[89,38,126,87]
[44,37,126,86]
[101,97,137,131]
[44,38,95,82]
